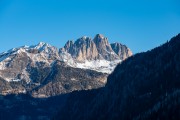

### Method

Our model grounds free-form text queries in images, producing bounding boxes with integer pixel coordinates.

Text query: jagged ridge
[61,34,132,62]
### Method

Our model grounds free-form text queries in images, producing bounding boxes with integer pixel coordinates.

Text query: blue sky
[0,0,180,53]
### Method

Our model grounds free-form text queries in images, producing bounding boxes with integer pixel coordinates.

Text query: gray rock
[111,42,133,60]
[62,37,99,62]
[93,34,120,61]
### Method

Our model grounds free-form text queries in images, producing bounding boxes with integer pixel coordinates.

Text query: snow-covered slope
[0,42,60,66]
[58,50,121,73]
[0,42,60,82]
[76,60,121,73]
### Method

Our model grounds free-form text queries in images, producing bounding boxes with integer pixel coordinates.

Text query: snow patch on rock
[75,60,121,73]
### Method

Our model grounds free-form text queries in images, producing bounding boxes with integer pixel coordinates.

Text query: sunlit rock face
[60,34,132,73]
[111,42,133,60]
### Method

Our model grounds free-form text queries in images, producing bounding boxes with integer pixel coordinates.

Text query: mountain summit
[93,34,120,61]
[60,34,132,73]
[111,42,133,60]
[61,34,132,62]
[62,36,99,61]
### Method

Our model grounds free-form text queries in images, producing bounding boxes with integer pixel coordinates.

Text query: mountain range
[0,34,132,97]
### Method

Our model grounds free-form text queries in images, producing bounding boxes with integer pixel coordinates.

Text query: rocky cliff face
[62,36,99,62]
[60,34,132,73]
[61,34,132,62]
[111,42,133,60]
[93,34,120,61]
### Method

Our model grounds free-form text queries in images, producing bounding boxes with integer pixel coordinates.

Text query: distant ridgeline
[0,34,132,98]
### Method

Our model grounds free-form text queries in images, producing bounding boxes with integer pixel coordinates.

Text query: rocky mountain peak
[31,42,54,52]
[111,42,133,60]
[29,42,60,60]
[38,41,48,46]
[93,34,109,46]
[75,36,92,45]
[64,40,74,49]
[59,34,132,73]
[64,36,98,62]
[0,42,60,83]
[93,34,119,61]
[82,36,91,40]
[63,40,74,53]
[94,34,105,39]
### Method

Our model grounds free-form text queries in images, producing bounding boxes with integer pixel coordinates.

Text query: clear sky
[0,0,180,54]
